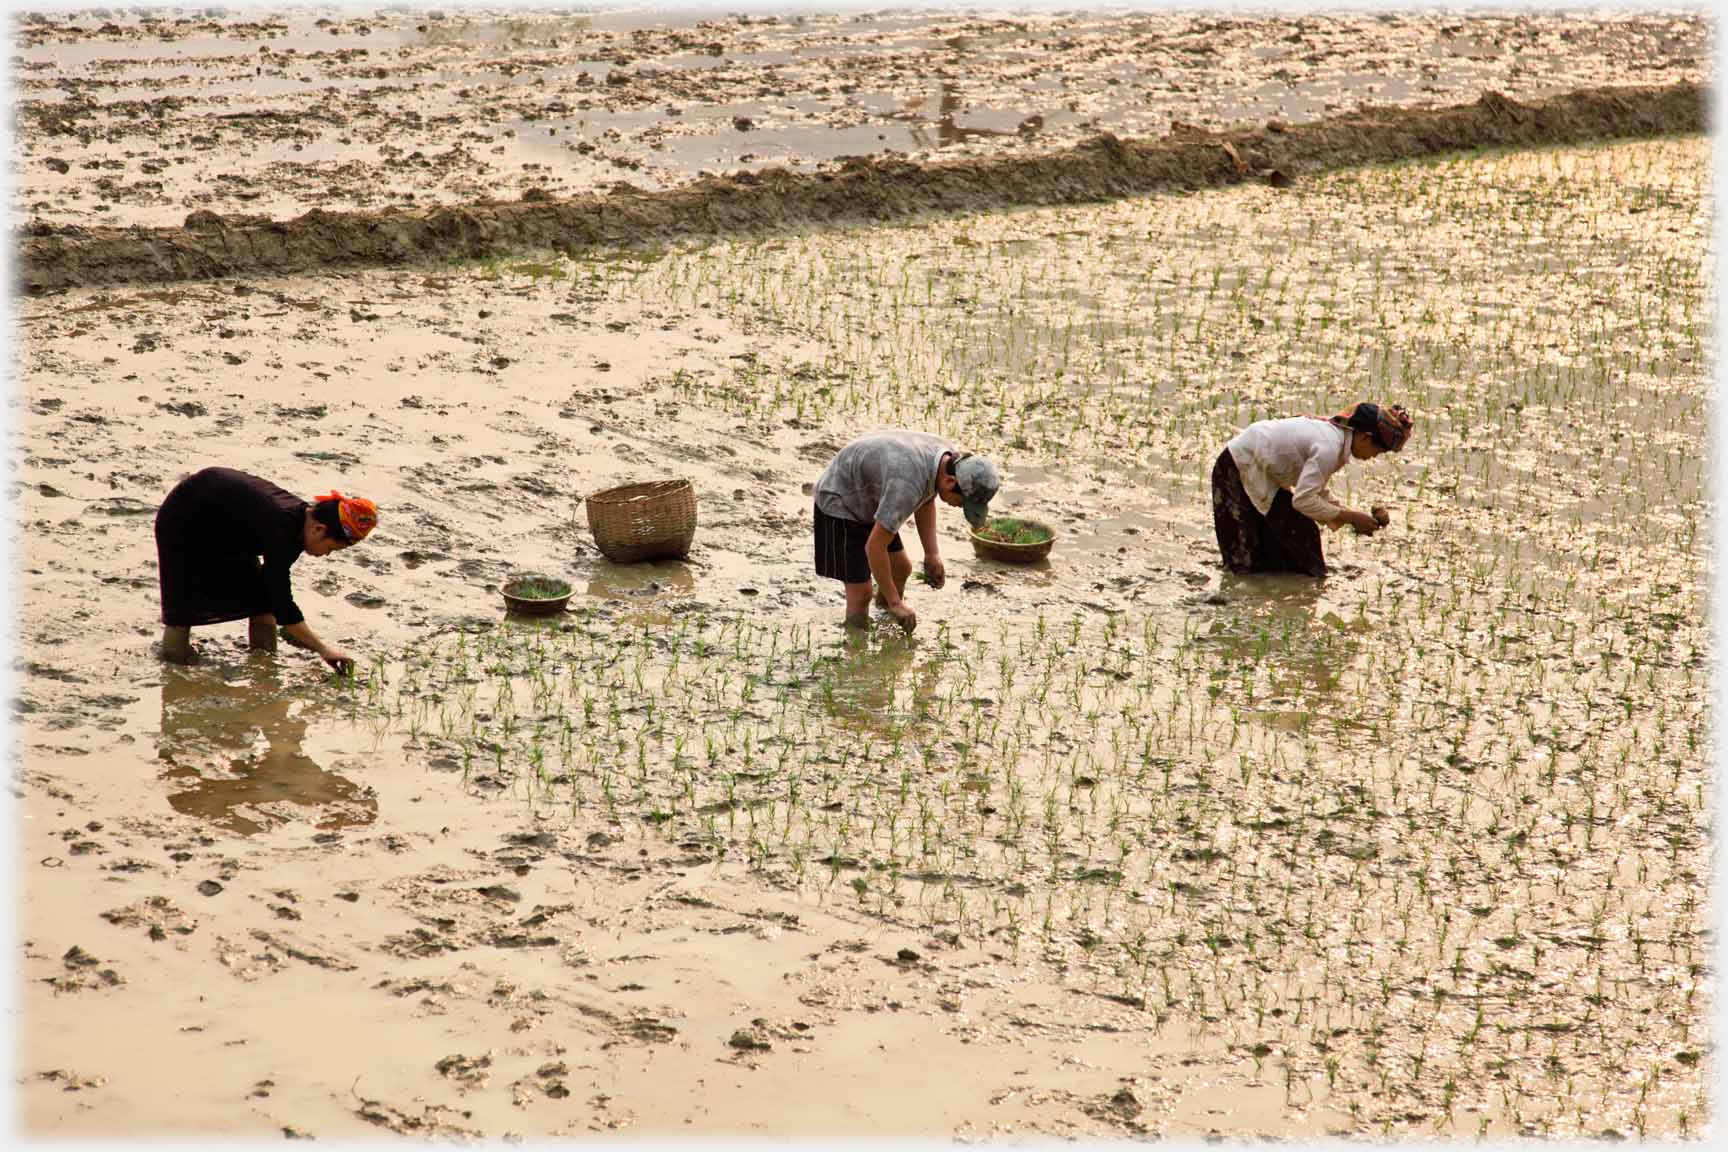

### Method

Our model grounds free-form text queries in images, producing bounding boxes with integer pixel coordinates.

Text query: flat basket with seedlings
[970,517,1056,563]
[501,575,573,616]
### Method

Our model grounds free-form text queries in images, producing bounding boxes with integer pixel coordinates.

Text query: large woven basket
[585,478,697,563]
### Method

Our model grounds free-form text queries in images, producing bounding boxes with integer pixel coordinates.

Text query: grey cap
[954,454,1000,528]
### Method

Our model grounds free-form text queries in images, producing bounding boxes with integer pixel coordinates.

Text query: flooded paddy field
[8,2,1715,1141]
[12,128,1711,1139]
[11,5,1707,229]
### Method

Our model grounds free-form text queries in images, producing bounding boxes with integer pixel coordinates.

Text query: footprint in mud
[354,1097,480,1139]
[726,1026,771,1053]
[43,945,124,993]
[434,1052,492,1089]
[37,1069,107,1092]
[619,1018,679,1044]
[510,1061,574,1106]
[84,496,156,518]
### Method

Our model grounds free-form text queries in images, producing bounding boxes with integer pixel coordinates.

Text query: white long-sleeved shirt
[1225,417,1352,523]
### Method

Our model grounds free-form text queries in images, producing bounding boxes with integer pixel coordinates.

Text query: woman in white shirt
[1212,402,1413,576]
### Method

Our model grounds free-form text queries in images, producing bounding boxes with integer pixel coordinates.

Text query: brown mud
[10,7,1713,1146]
[17,80,1708,293]
[11,248,1271,1140]
[13,7,1704,232]
[13,135,1711,1140]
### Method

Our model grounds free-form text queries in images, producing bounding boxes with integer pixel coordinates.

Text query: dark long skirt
[154,468,306,628]
[1211,448,1326,577]
[156,515,272,628]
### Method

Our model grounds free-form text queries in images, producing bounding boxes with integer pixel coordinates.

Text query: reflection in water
[585,559,697,627]
[1198,575,1361,718]
[902,82,1009,150]
[157,667,376,836]
[585,559,696,601]
[817,633,942,737]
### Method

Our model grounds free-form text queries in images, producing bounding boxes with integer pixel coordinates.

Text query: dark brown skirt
[153,468,307,628]
[1211,448,1326,577]
[155,514,272,627]
[813,503,903,585]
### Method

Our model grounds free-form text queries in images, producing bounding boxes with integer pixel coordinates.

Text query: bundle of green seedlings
[975,517,1053,545]
[391,136,1708,1138]
[505,576,572,600]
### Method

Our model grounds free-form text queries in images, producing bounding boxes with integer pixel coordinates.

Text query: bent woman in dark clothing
[155,467,378,671]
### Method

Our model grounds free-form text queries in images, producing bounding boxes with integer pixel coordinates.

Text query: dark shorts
[813,503,902,584]
[1212,448,1326,577]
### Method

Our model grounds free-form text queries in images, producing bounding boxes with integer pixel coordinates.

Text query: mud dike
[16,81,1705,294]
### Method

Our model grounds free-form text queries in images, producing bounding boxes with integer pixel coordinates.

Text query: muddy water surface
[9,8,1715,1143]
[16,133,1712,1140]
[12,6,1708,228]
[12,239,1246,1141]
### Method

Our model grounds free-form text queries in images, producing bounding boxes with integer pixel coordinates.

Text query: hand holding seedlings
[283,623,355,673]
[1372,504,1391,527]
[923,555,946,589]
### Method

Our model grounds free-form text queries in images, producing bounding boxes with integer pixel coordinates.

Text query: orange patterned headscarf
[315,490,378,542]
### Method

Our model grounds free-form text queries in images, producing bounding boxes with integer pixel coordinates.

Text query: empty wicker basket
[586,478,697,563]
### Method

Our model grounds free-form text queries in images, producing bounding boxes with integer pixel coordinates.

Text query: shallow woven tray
[585,478,697,564]
[969,521,1056,564]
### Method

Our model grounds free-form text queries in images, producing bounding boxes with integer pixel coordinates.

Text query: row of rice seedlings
[370,136,1710,1137]
[346,558,1706,1137]
[567,138,1706,617]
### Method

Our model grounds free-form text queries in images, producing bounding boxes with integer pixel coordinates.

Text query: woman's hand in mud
[923,556,946,590]
[1345,509,1380,536]
[324,649,356,676]
[1371,504,1391,527]
[887,600,918,634]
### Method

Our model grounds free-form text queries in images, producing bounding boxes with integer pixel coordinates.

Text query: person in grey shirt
[812,429,1000,632]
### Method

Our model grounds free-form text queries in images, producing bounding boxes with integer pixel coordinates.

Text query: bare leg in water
[160,625,198,665]
[248,614,278,652]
